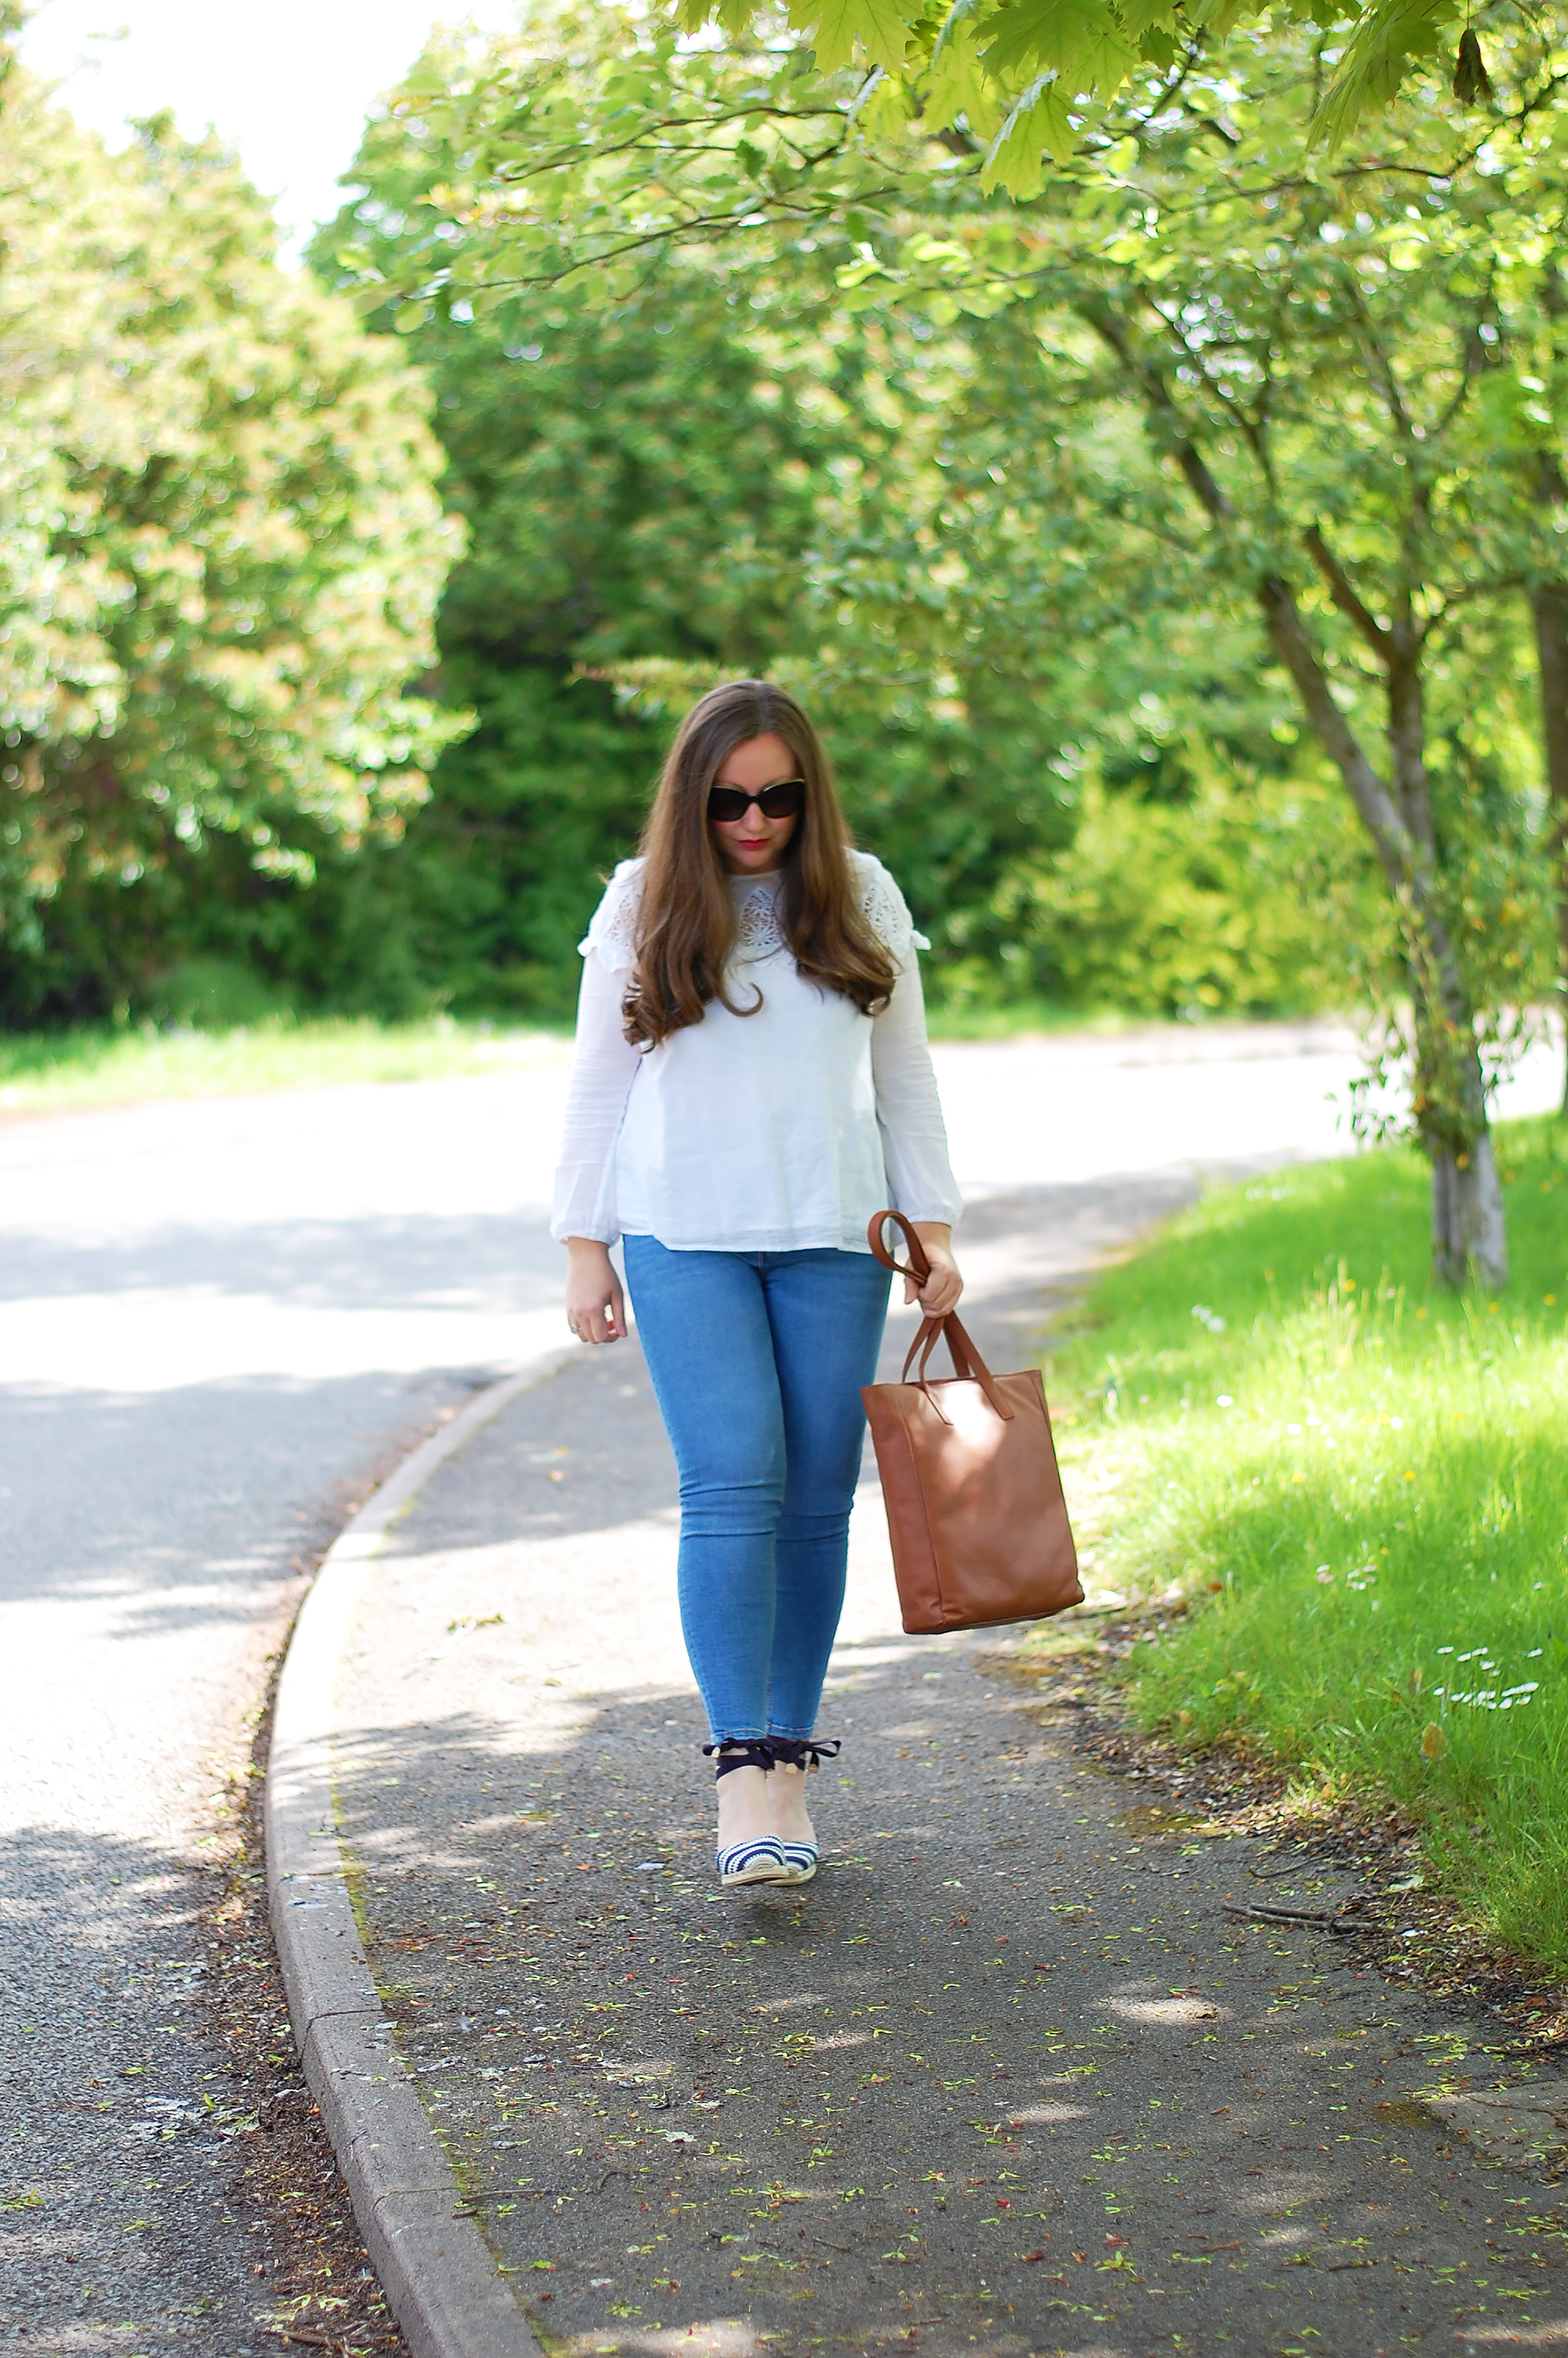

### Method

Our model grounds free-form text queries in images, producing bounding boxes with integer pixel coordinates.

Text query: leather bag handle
[866,1211,1014,1423]
[868,1206,934,1287]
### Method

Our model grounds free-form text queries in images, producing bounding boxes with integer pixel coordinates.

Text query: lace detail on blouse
[578,859,643,975]
[851,849,929,962]
[578,849,928,975]
[733,882,787,963]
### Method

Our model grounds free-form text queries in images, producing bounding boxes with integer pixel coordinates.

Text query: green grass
[925,996,1154,1039]
[0,1001,1349,1113]
[0,1016,571,1117]
[1036,1115,1568,1969]
[0,1002,1141,1112]
[923,997,1348,1039]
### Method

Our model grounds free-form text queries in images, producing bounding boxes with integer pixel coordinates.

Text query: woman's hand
[564,1238,627,1345]
[906,1221,963,1319]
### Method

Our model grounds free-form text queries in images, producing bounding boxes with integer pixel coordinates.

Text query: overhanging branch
[1303,524,1391,659]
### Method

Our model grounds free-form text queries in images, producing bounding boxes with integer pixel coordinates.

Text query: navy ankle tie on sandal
[765,1738,841,1772]
[701,1740,841,1888]
[703,1741,788,1886]
[760,1737,841,1884]
[702,1740,778,1778]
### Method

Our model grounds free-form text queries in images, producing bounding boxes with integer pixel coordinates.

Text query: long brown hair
[623,679,896,1048]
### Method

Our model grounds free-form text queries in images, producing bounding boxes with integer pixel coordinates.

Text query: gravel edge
[266,1355,574,2358]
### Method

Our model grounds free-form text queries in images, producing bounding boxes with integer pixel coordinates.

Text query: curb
[267,1354,576,2358]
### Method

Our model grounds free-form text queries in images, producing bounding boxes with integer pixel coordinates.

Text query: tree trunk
[1528,578,1568,1117]
[1430,1128,1507,1291]
[1260,568,1506,1286]
[1382,633,1508,1288]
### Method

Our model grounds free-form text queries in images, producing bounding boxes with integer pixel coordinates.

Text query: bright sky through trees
[17,0,515,253]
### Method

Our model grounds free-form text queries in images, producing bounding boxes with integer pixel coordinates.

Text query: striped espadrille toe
[716,1835,789,1888]
[776,1841,819,1885]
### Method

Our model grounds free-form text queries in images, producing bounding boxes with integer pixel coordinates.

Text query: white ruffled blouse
[551,848,963,1253]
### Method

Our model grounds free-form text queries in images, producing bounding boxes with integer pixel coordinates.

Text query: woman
[552,679,963,1889]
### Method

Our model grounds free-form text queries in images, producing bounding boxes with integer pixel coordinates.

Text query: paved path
[332,1179,1568,2358]
[1,1018,1559,2350]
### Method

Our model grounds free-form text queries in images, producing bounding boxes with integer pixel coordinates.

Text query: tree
[345,4,1561,1283]
[321,83,1369,1018]
[862,303,1396,1015]
[293,261,841,1012]
[0,47,463,1023]
[929,27,1559,1281]
[314,94,1099,1012]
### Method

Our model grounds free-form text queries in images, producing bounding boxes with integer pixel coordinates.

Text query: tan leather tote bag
[862,1211,1083,1636]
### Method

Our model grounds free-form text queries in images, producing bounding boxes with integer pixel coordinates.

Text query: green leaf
[1311,0,1457,150]
[926,23,1004,135]
[1187,0,1254,37]
[983,0,1136,97]
[837,250,895,284]
[1112,0,1177,41]
[797,0,914,73]
[983,66,1078,187]
[857,65,917,132]
[674,0,758,27]
[929,0,997,65]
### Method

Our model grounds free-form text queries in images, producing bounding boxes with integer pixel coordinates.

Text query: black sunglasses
[706,779,806,824]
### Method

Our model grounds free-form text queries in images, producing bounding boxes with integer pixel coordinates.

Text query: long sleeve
[870,946,963,1226]
[550,948,643,1244]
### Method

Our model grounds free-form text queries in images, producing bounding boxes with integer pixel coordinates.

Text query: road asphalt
[329,1172,1568,2358]
[1,1018,1561,2352]
[0,1062,574,2355]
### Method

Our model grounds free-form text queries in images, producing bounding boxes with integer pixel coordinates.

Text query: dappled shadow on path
[328,1317,1568,2358]
[333,1657,1568,2358]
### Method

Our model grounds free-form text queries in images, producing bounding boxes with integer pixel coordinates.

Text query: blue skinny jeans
[621,1236,891,1743]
